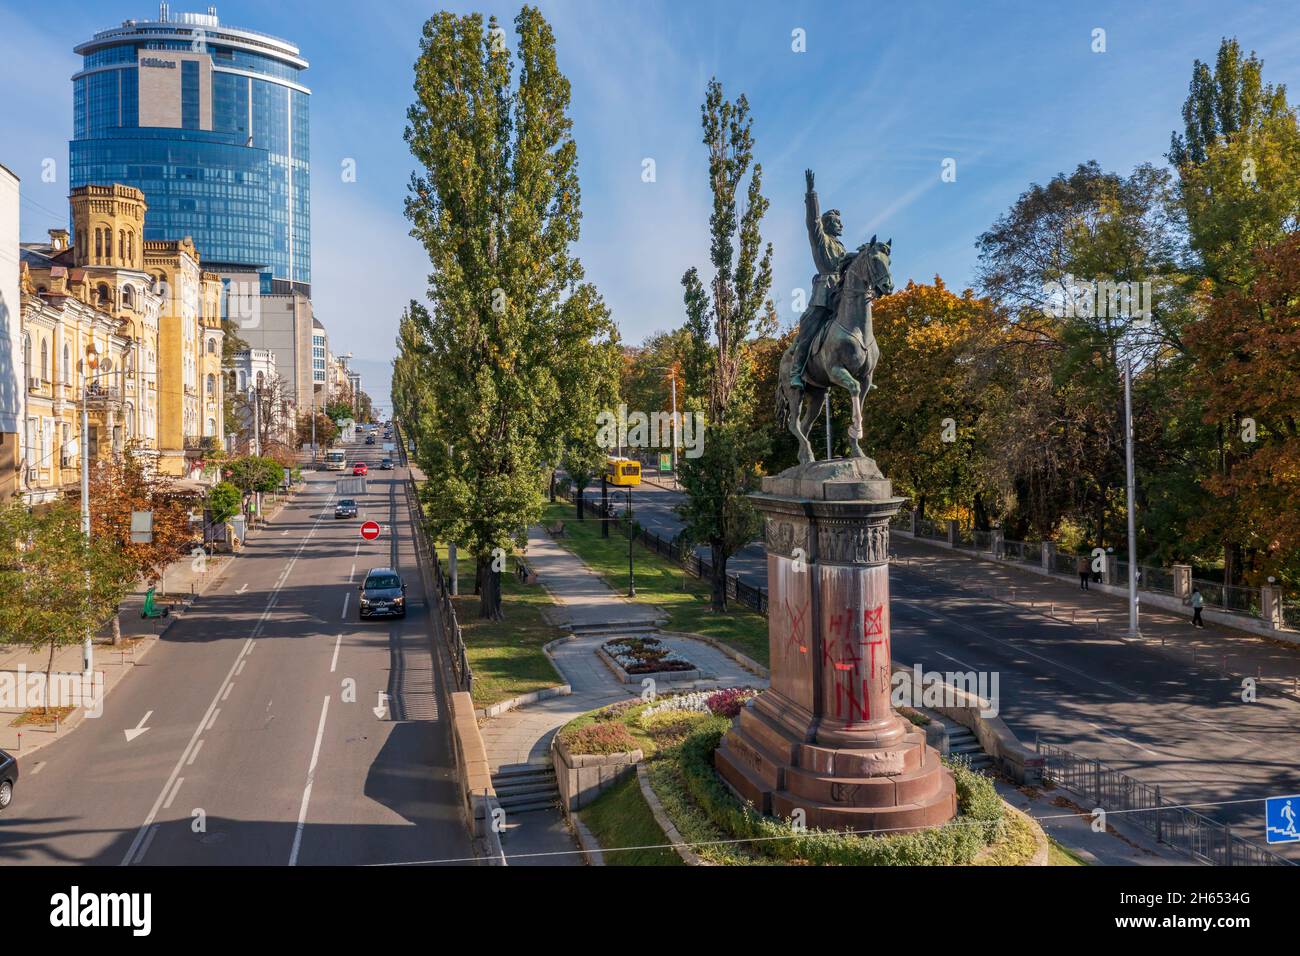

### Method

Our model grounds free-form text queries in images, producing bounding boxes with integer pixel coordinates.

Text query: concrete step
[495,796,558,814]
[570,622,660,637]
[494,780,557,799]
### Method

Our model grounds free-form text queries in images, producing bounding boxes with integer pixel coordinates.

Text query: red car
[352,462,368,476]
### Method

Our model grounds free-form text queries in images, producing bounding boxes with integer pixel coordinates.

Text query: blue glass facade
[69,15,310,288]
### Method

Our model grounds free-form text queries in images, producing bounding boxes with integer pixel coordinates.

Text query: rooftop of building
[76,4,308,71]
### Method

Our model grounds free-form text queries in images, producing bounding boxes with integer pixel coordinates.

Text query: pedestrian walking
[1191,587,1205,628]
[1077,554,1090,591]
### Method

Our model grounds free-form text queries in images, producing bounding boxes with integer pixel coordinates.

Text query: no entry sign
[360,521,381,540]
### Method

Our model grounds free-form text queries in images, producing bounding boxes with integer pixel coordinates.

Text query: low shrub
[560,720,640,756]
[639,709,715,748]
[674,724,1004,866]
[706,687,758,718]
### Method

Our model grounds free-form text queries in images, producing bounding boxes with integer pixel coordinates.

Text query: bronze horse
[777,236,894,464]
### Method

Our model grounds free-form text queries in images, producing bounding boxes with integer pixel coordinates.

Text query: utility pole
[824,394,832,460]
[252,384,262,524]
[669,371,679,486]
[80,343,98,677]
[1124,358,1141,638]
[626,488,635,597]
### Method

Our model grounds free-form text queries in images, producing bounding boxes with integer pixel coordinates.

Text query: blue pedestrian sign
[1265,794,1300,844]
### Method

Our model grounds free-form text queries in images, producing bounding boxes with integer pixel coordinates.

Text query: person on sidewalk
[1190,587,1205,628]
[1077,554,1090,590]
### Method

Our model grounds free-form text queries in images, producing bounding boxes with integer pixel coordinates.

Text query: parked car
[358,568,406,619]
[379,457,394,470]
[335,498,358,519]
[352,462,368,476]
[0,748,17,812]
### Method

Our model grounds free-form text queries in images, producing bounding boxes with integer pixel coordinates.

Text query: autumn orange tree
[1184,235,1300,584]
[70,451,199,642]
[863,279,1009,525]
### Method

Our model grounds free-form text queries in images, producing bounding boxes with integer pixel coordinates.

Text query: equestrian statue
[778,168,894,464]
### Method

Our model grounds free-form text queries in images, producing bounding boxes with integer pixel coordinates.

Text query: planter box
[596,643,703,685]
[552,735,644,812]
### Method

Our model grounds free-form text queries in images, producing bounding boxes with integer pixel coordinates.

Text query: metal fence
[568,489,770,616]
[404,476,473,695]
[1038,740,1293,866]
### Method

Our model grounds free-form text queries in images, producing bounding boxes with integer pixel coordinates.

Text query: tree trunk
[710,542,728,613]
[474,554,484,596]
[111,606,122,646]
[576,488,585,520]
[478,560,503,620]
[549,471,556,502]
[45,640,56,715]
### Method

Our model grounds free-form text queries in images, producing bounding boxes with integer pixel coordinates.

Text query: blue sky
[3,0,1299,415]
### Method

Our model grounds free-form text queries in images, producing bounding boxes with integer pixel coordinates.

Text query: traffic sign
[360,521,381,541]
[1266,794,1300,843]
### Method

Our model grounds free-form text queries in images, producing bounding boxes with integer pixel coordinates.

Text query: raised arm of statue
[806,183,823,249]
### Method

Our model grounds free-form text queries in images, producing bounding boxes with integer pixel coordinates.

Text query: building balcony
[184,436,222,453]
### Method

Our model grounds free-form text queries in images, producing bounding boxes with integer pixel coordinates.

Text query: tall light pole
[647,365,680,485]
[823,394,832,460]
[1123,357,1141,638]
[80,343,99,676]
[625,487,635,597]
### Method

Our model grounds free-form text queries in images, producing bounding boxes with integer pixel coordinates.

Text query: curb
[570,815,606,866]
[475,683,572,720]
[636,763,706,866]
[9,632,162,763]
[656,630,769,679]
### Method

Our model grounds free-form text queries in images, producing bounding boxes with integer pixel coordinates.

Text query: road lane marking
[222,682,234,701]
[30,761,46,776]
[330,634,342,673]
[341,593,350,619]
[120,486,333,866]
[206,708,221,731]
[235,659,246,675]
[187,740,204,766]
[133,825,159,865]
[349,562,355,582]
[163,777,184,809]
[288,695,331,867]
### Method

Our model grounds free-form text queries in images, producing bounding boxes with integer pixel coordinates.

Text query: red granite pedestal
[714,458,957,833]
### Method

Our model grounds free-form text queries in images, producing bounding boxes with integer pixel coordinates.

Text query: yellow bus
[605,456,641,487]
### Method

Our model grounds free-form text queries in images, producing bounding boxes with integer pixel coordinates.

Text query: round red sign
[360,521,381,540]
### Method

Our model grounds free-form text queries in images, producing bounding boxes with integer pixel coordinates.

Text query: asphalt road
[0,436,472,866]
[627,479,1300,856]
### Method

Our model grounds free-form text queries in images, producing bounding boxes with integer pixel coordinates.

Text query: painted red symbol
[360,521,381,540]
[863,605,884,636]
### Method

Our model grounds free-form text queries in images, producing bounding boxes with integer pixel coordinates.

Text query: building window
[118,229,125,262]
[63,344,70,385]
[94,229,103,261]
[97,284,111,307]
[40,339,48,382]
[206,373,215,396]
[123,286,135,309]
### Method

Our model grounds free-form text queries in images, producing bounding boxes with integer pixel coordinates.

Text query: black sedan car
[365,435,376,445]
[0,748,17,812]
[335,498,358,519]
[359,568,406,619]
[379,457,394,470]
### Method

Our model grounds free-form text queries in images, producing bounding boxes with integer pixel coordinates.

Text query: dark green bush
[675,724,1003,866]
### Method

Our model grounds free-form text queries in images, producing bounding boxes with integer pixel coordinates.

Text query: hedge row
[676,723,1005,866]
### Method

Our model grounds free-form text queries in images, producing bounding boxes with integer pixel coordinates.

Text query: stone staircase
[567,620,662,639]
[946,725,993,772]
[491,764,560,815]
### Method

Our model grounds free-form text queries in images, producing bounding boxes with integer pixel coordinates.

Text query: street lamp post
[625,487,635,597]
[1123,358,1141,638]
[80,343,99,676]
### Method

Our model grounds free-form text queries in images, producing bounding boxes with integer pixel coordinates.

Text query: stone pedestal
[715,457,957,834]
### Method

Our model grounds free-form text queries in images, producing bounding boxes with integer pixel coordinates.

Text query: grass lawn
[543,500,769,667]
[577,773,684,866]
[1047,837,1090,866]
[434,545,564,710]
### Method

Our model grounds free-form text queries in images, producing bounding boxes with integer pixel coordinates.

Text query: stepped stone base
[714,701,957,833]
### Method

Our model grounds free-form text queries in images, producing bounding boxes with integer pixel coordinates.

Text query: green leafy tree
[209,481,242,524]
[0,501,131,702]
[676,78,774,612]
[401,7,618,618]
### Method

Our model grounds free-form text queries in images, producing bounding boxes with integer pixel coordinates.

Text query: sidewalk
[0,489,296,758]
[893,534,1300,700]
[481,525,764,864]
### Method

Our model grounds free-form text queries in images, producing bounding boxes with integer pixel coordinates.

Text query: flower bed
[603,637,694,674]
[597,636,703,684]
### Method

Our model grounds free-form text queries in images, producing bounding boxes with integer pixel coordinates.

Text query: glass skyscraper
[70,5,311,291]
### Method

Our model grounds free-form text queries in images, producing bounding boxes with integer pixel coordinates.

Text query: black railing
[1038,740,1293,866]
[404,473,472,695]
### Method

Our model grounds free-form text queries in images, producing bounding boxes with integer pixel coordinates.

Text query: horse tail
[775,381,790,429]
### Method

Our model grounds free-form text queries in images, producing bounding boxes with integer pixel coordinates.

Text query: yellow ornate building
[17,183,224,499]
[144,237,223,476]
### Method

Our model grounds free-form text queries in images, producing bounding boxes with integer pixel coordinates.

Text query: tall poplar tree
[402,7,618,618]
[677,78,774,612]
